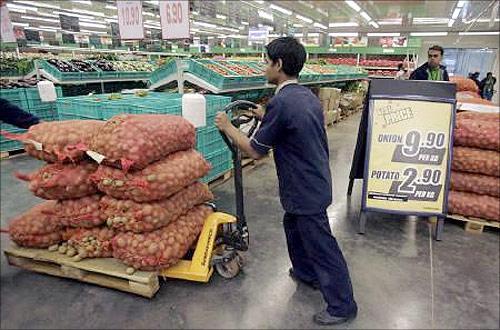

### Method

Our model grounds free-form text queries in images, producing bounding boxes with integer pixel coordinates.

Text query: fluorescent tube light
[459,31,500,35]
[105,5,117,10]
[146,1,159,5]
[378,18,402,25]
[293,23,303,27]
[13,1,60,9]
[294,33,304,37]
[254,0,265,4]
[313,22,327,29]
[329,32,358,37]
[452,8,461,20]
[143,12,155,17]
[193,21,217,28]
[308,33,320,37]
[74,1,92,5]
[296,14,313,23]
[448,19,455,27]
[80,29,108,35]
[367,32,400,36]
[410,32,448,36]
[258,10,274,21]
[105,18,118,23]
[457,1,466,8]
[6,3,35,11]
[360,11,371,21]
[413,17,450,25]
[329,22,359,27]
[241,21,249,25]
[79,22,107,29]
[216,14,227,19]
[12,22,29,27]
[369,21,379,28]
[192,11,199,16]
[53,11,95,20]
[344,0,361,12]
[270,4,292,15]
[7,8,26,13]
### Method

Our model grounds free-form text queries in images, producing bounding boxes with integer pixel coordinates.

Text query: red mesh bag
[458,97,494,105]
[91,149,210,202]
[15,162,98,200]
[454,119,500,151]
[65,227,116,260]
[50,195,105,228]
[450,171,500,197]
[1,120,104,163]
[88,114,196,171]
[6,202,63,248]
[452,147,500,177]
[112,205,213,270]
[100,182,213,233]
[448,190,500,221]
[456,111,500,122]
[450,76,479,93]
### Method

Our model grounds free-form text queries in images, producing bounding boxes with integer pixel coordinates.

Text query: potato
[100,182,213,233]
[454,119,500,151]
[53,195,106,228]
[15,162,98,200]
[448,190,500,221]
[88,114,196,170]
[92,149,210,202]
[65,227,116,259]
[112,205,213,270]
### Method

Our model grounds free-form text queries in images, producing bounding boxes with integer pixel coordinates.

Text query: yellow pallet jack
[160,100,260,281]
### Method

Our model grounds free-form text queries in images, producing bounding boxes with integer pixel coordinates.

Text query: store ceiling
[6,0,500,40]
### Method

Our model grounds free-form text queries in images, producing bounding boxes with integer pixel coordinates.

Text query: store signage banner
[159,0,190,39]
[59,14,80,32]
[378,36,407,48]
[117,0,144,40]
[363,96,454,215]
[248,28,269,41]
[0,5,16,42]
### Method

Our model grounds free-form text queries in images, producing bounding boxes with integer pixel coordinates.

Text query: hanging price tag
[160,0,190,40]
[117,0,144,40]
[0,5,16,43]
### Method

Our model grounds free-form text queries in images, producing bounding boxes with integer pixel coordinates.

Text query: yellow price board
[363,98,454,214]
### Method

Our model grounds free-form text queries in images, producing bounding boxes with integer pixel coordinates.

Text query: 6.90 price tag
[160,0,190,40]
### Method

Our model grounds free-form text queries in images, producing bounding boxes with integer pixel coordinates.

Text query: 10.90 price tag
[160,0,190,40]
[117,0,144,40]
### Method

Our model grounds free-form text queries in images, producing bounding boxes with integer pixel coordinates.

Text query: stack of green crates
[1,87,62,152]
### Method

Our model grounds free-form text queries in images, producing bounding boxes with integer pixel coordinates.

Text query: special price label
[117,0,144,40]
[0,5,16,43]
[160,0,190,40]
[364,99,454,214]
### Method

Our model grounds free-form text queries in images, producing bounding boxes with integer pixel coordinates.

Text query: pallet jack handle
[218,100,260,242]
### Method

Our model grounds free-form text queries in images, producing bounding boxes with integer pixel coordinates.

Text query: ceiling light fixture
[313,22,327,29]
[7,8,27,13]
[193,21,218,28]
[216,14,227,19]
[254,0,265,4]
[459,31,500,35]
[53,11,95,20]
[143,12,155,17]
[413,17,450,25]
[344,0,361,12]
[293,23,303,27]
[369,21,380,28]
[13,0,60,9]
[11,22,29,27]
[241,21,249,25]
[452,8,461,20]
[457,0,466,8]
[378,18,402,25]
[270,4,292,15]
[258,10,274,21]
[296,14,313,23]
[307,32,320,37]
[294,33,304,37]
[74,0,92,5]
[367,32,400,36]
[79,22,107,29]
[105,5,117,10]
[410,32,448,36]
[329,22,359,27]
[6,3,35,11]
[360,11,372,21]
[448,19,455,27]
[80,29,108,35]
[329,32,359,37]
[192,11,199,16]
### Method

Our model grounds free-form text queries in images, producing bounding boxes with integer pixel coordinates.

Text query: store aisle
[1,113,498,329]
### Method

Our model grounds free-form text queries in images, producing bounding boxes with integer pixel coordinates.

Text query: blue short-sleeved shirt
[250,83,332,215]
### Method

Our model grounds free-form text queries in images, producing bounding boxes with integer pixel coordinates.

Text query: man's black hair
[266,37,306,77]
[428,45,444,56]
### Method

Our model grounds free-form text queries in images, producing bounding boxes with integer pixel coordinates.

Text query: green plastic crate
[25,87,62,109]
[201,148,233,183]
[187,59,242,90]
[0,123,26,152]
[196,126,227,156]
[30,104,58,121]
[38,60,81,81]
[118,71,151,80]
[149,60,177,85]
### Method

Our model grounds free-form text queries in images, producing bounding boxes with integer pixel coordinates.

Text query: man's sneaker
[313,307,358,326]
[288,268,320,290]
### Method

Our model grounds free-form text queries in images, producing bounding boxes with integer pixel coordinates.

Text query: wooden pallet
[446,214,500,234]
[1,149,25,160]
[208,157,261,189]
[4,246,160,298]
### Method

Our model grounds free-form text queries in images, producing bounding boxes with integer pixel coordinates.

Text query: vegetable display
[454,119,500,151]
[448,191,500,221]
[451,147,500,177]
[450,171,500,198]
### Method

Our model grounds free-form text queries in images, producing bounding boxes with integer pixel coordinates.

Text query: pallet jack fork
[160,100,260,281]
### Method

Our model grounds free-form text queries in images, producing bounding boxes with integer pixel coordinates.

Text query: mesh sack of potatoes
[451,147,500,177]
[448,190,500,221]
[51,227,116,261]
[100,182,213,233]
[7,202,63,248]
[450,171,500,198]
[52,195,105,228]
[456,111,499,122]
[112,205,212,270]
[15,162,98,200]
[454,119,500,151]
[88,114,196,171]
[91,149,210,202]
[1,120,104,163]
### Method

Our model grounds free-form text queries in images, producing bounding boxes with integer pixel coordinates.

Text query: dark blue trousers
[283,212,357,317]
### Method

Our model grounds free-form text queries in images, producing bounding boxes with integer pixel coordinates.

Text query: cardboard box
[329,88,342,111]
[321,99,330,112]
[319,88,332,101]
[324,110,336,126]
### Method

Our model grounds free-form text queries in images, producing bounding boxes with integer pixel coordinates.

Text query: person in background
[395,63,407,80]
[409,45,450,81]
[0,98,40,129]
[479,72,497,101]
[469,72,481,89]
[215,37,357,326]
